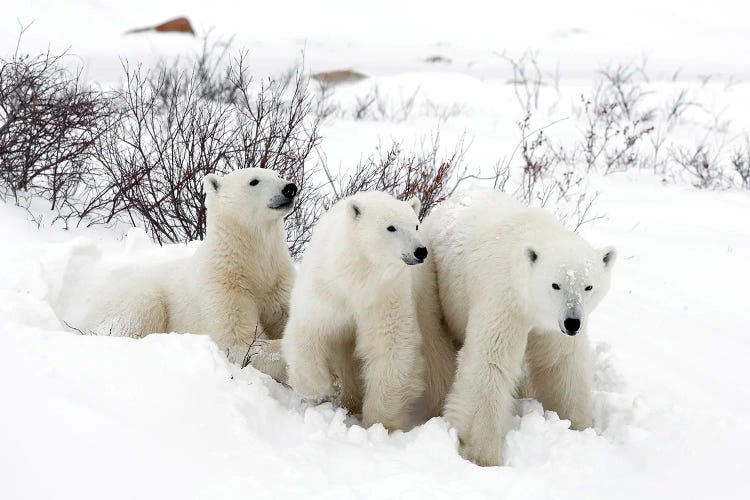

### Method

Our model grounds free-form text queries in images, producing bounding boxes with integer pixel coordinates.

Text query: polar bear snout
[269,183,298,211]
[282,183,298,199]
[562,317,581,336]
[402,246,428,265]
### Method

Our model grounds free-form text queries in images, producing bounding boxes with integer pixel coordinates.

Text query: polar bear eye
[585,285,593,291]
[551,283,560,290]
[249,179,260,186]
[416,225,419,231]
[387,225,397,232]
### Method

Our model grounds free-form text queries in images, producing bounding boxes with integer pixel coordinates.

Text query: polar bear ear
[350,202,361,220]
[407,196,422,216]
[526,247,538,264]
[601,246,617,268]
[203,173,221,195]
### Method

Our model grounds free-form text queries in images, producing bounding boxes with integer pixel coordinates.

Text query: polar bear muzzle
[562,317,581,335]
[402,245,428,265]
[269,183,298,210]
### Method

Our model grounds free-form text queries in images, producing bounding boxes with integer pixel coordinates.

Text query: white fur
[415,190,616,465]
[84,168,297,363]
[281,191,427,430]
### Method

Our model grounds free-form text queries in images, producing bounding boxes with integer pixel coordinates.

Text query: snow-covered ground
[2,176,749,499]
[2,1,750,498]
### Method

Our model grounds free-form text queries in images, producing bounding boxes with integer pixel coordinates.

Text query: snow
[3,1,750,498]
[2,176,748,499]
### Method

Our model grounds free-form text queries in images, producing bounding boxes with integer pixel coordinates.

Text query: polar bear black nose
[414,247,428,261]
[563,318,581,335]
[282,183,298,199]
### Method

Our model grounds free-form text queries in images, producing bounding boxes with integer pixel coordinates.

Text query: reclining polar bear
[83,168,297,364]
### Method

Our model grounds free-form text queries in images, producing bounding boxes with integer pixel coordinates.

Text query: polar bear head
[346,191,427,267]
[524,240,616,336]
[203,168,297,229]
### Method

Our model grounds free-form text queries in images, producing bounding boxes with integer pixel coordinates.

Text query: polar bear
[281,191,428,431]
[83,168,297,364]
[416,190,616,466]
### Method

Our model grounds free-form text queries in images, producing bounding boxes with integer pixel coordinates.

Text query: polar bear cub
[282,191,428,430]
[417,190,615,466]
[84,168,297,363]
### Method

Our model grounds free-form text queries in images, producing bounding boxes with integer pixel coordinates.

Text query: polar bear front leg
[259,277,293,340]
[283,315,339,404]
[412,260,457,418]
[203,290,266,365]
[248,338,288,384]
[525,328,593,430]
[356,307,425,431]
[419,309,457,419]
[444,309,528,466]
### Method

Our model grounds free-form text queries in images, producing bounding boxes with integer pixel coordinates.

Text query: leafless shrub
[327,132,470,219]
[13,192,46,229]
[497,50,563,114]
[489,159,511,191]
[648,88,703,173]
[63,320,107,336]
[495,56,747,203]
[579,67,655,174]
[0,26,112,208]
[423,98,465,122]
[319,83,462,124]
[663,88,699,124]
[575,63,658,174]
[378,85,420,122]
[498,49,544,113]
[227,59,322,257]
[500,114,567,203]
[68,62,238,242]
[670,144,725,189]
[311,80,340,122]
[496,113,602,230]
[731,142,750,189]
[598,64,653,121]
[349,85,422,122]
[67,41,321,257]
[353,87,378,120]
[515,113,553,201]
[240,325,262,369]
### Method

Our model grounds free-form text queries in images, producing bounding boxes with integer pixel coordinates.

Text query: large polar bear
[282,191,428,431]
[416,190,616,466]
[84,168,297,364]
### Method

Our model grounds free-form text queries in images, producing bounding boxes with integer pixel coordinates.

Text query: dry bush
[670,144,726,189]
[515,113,553,198]
[311,80,339,122]
[311,82,463,125]
[349,85,421,122]
[504,114,601,230]
[648,85,703,174]
[731,143,750,189]
[496,54,747,202]
[498,50,561,114]
[579,65,655,174]
[499,49,544,113]
[68,41,321,256]
[0,31,322,257]
[325,132,470,219]
[0,28,111,208]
